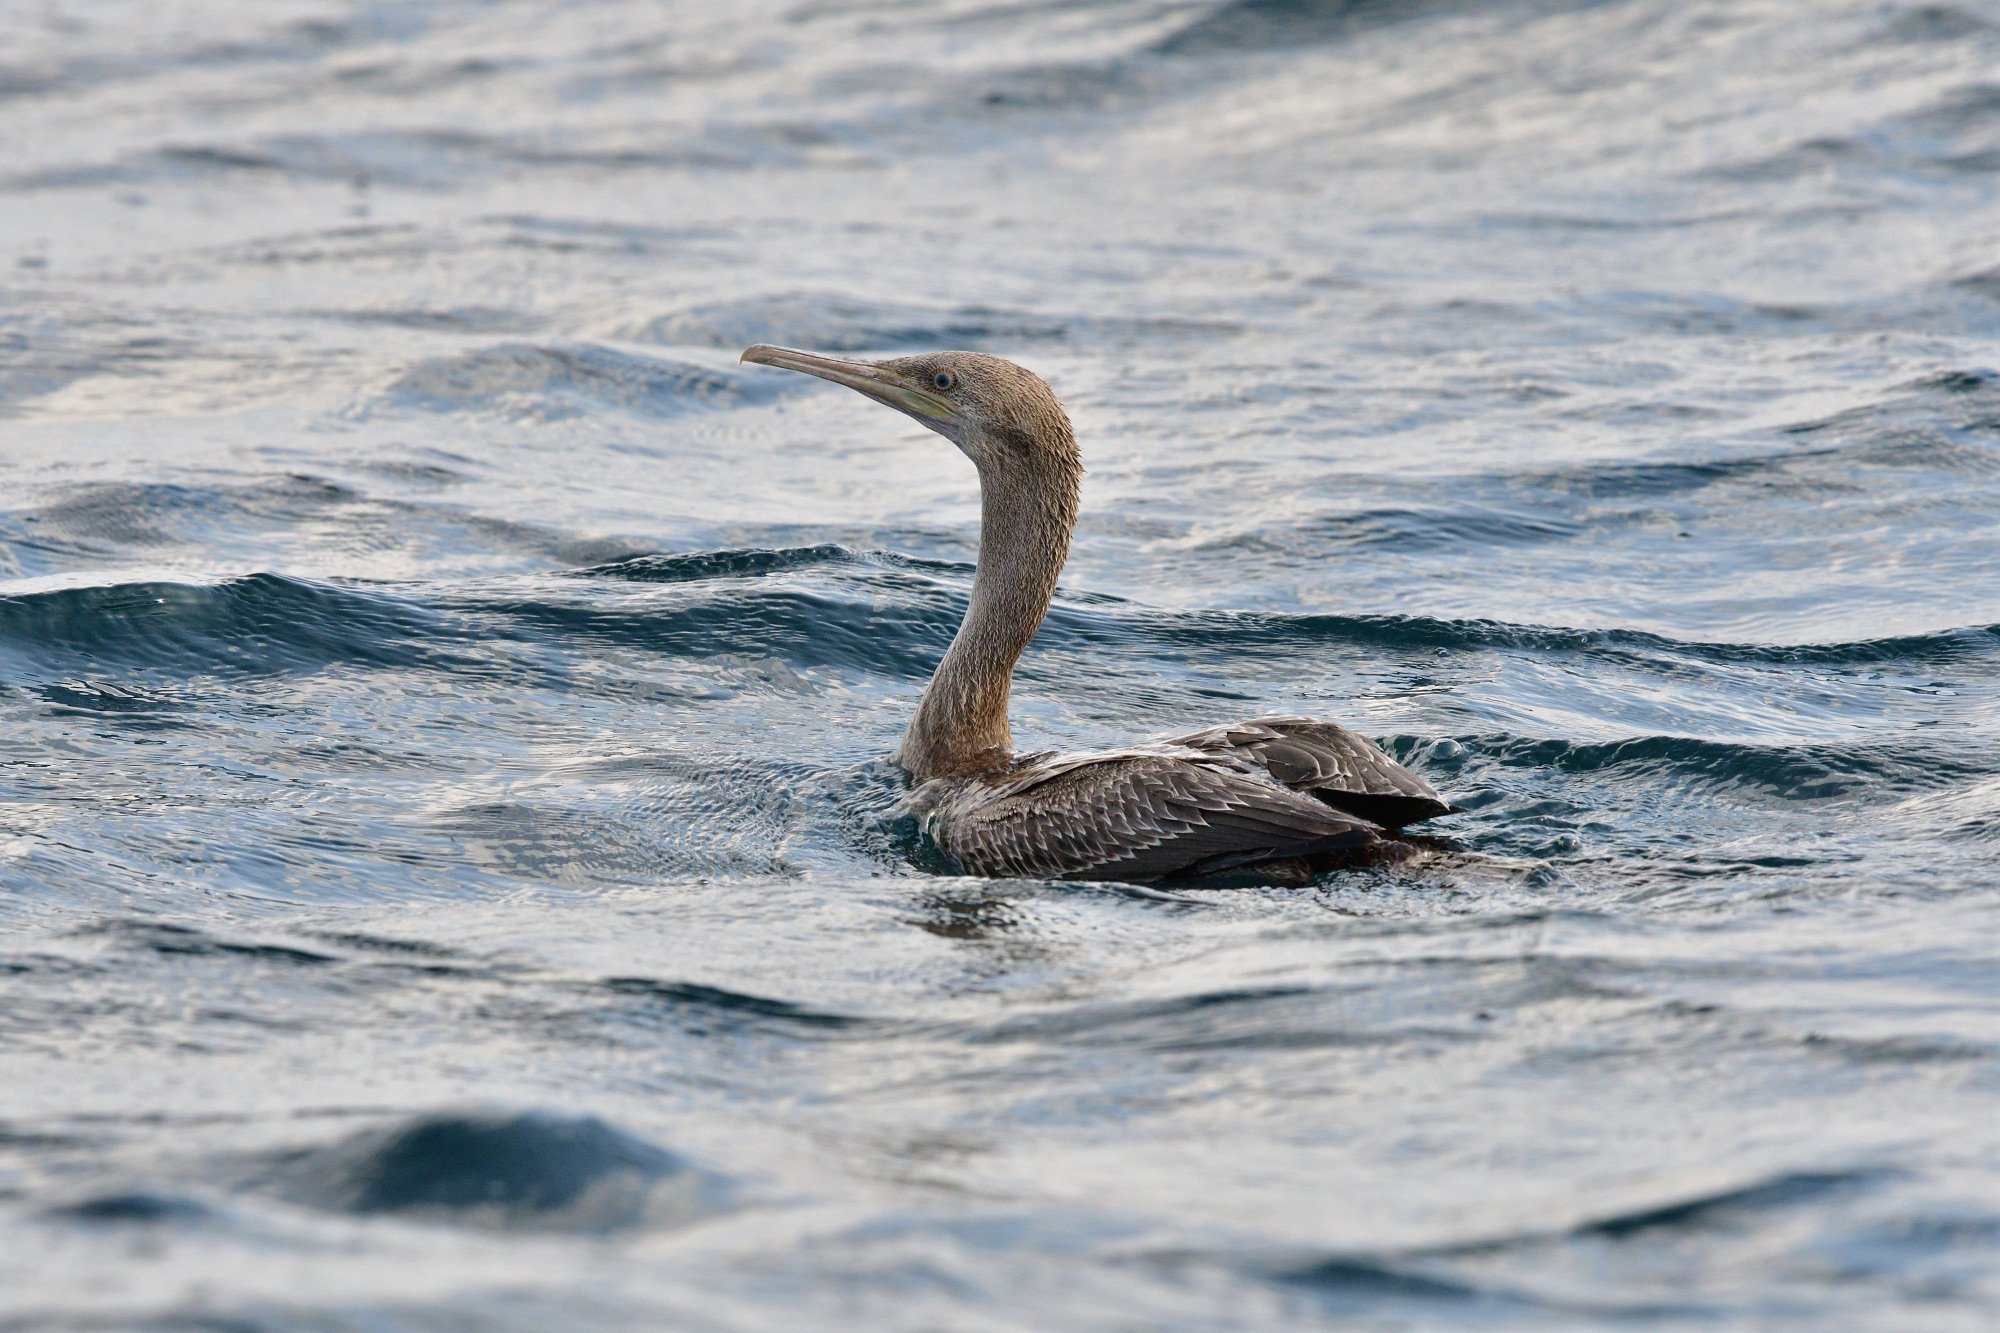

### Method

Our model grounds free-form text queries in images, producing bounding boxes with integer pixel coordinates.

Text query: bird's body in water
[741,344,1455,882]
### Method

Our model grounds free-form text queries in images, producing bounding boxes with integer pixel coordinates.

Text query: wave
[41,1190,218,1226]
[565,545,2000,670]
[594,976,868,1033]
[1111,605,2000,670]
[0,572,475,679]
[0,10,432,112]
[1270,1254,1508,1307]
[0,564,942,689]
[72,918,339,968]
[7,475,363,558]
[1152,0,1586,55]
[571,544,860,584]
[366,342,769,421]
[4,561,1992,711]
[62,919,526,984]
[2,475,652,582]
[1250,503,1584,555]
[1882,6,1997,43]
[303,302,540,334]
[244,1110,729,1233]
[608,290,1236,355]
[1889,774,2000,843]
[1708,79,2000,183]
[1556,1168,1878,1240]
[1191,1167,1886,1317]
[458,584,953,676]
[35,680,187,728]
[1455,733,1991,800]
[613,292,1071,354]
[3,120,853,194]
[1780,366,2000,464]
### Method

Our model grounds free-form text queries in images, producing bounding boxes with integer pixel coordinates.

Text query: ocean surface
[3,1,1999,1327]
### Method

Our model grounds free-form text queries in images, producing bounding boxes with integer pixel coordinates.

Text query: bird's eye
[932,371,956,391]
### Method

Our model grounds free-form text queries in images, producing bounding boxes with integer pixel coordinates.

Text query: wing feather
[933,753,1383,882]
[1173,717,1454,828]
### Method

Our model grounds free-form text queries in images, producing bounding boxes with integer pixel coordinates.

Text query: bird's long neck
[898,459,1078,781]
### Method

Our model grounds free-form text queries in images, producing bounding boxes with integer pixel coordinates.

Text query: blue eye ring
[933,371,956,391]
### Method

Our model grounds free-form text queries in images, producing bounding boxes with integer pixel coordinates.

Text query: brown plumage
[740,344,1455,882]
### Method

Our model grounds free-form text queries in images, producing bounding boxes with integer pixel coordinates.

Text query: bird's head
[740,345,1080,482]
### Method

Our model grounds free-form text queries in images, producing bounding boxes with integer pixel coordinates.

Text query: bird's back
[912,720,1448,882]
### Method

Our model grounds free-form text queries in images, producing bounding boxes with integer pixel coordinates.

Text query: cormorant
[741,344,1454,881]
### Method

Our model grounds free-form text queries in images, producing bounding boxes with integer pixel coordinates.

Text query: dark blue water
[4,1,2000,1327]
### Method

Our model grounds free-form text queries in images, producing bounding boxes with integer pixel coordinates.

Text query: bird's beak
[740,344,955,423]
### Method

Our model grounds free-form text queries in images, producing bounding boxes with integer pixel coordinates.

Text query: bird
[740,344,1455,882]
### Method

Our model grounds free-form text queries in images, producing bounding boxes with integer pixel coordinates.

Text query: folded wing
[934,752,1385,882]
[1172,717,1454,829]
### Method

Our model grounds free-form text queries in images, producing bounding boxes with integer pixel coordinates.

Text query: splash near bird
[741,345,1455,881]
